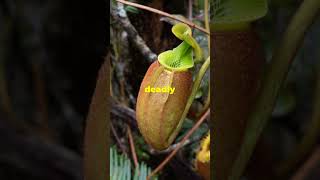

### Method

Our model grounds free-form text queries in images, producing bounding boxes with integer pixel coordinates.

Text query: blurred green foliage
[110,147,158,180]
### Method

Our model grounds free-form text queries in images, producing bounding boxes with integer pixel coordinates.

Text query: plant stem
[186,56,210,117]
[199,0,210,122]
[188,0,193,21]
[148,109,210,180]
[167,56,210,144]
[110,121,127,155]
[127,125,139,168]
[197,85,210,118]
[291,146,320,180]
[276,50,320,177]
[204,0,210,49]
[116,0,209,34]
[229,0,320,179]
[149,56,210,179]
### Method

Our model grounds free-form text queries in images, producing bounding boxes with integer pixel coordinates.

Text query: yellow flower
[195,132,210,180]
[197,133,210,163]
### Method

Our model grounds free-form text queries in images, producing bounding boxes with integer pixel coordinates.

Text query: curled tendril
[158,23,203,71]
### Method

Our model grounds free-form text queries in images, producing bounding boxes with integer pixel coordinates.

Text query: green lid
[158,23,202,71]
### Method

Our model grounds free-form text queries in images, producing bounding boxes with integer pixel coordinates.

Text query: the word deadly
[144,85,175,94]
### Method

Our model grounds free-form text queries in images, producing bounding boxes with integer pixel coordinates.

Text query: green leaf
[172,23,202,61]
[125,6,140,14]
[195,88,203,99]
[110,146,158,180]
[212,0,268,24]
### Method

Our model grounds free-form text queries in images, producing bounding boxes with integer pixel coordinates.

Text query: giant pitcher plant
[211,0,268,179]
[136,23,203,150]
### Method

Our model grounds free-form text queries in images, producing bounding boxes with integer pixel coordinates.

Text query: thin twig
[204,0,210,49]
[127,125,139,168]
[291,146,320,180]
[110,121,127,155]
[111,98,138,129]
[229,0,320,179]
[111,3,157,62]
[188,0,193,21]
[149,139,191,155]
[147,109,210,179]
[116,0,209,34]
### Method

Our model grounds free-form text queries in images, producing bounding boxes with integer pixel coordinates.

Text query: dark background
[0,0,108,179]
